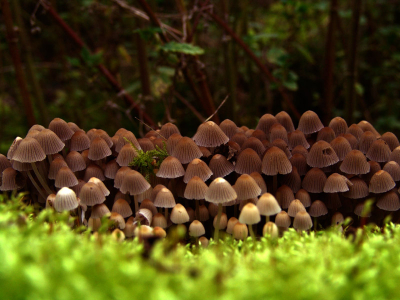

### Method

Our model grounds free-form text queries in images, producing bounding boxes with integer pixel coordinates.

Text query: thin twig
[134,117,167,141]
[173,91,205,122]
[205,95,228,123]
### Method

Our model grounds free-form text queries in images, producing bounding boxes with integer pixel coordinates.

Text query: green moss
[0,193,399,300]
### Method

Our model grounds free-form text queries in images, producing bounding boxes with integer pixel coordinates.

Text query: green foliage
[2,193,400,299]
[133,27,163,41]
[160,41,205,55]
[125,138,169,181]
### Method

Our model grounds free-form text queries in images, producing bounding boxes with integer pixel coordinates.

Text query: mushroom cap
[308,200,328,217]
[324,173,353,193]
[116,144,139,167]
[172,137,203,164]
[328,117,348,136]
[307,140,339,168]
[359,131,377,154]
[366,139,391,162]
[160,123,180,139]
[232,222,248,240]
[275,211,291,228]
[369,170,395,193]
[153,187,176,208]
[209,154,234,179]
[170,204,190,224]
[293,211,313,231]
[157,156,185,179]
[192,121,229,147]
[12,137,46,163]
[226,217,239,234]
[48,118,74,141]
[88,137,112,161]
[377,191,400,212]
[55,166,78,188]
[120,170,151,195]
[276,185,295,209]
[219,119,239,139]
[275,111,295,133]
[205,177,237,204]
[287,199,306,217]
[238,203,261,225]
[184,176,208,200]
[302,168,327,193]
[343,177,369,199]
[112,199,133,218]
[234,174,261,200]
[340,150,370,175]
[235,148,262,174]
[381,132,400,151]
[383,161,400,181]
[295,189,311,208]
[183,158,213,183]
[288,130,310,150]
[79,182,105,206]
[262,146,292,175]
[263,222,279,238]
[189,220,206,237]
[297,110,324,134]
[34,129,65,155]
[91,203,111,219]
[316,127,336,143]
[65,151,86,172]
[330,137,352,161]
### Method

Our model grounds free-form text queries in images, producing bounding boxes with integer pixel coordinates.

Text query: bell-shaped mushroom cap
[331,212,344,226]
[343,177,369,199]
[116,144,138,167]
[213,212,228,229]
[219,119,239,139]
[316,127,336,143]
[366,139,391,162]
[241,137,265,157]
[276,111,295,133]
[115,131,141,153]
[359,131,377,154]
[154,187,176,208]
[205,177,237,204]
[34,129,65,155]
[263,222,279,238]
[0,154,11,175]
[109,212,126,229]
[288,130,310,150]
[48,157,68,180]
[135,187,153,203]
[65,151,86,172]
[88,137,111,161]
[302,168,327,193]
[91,203,111,219]
[309,200,328,217]
[196,204,210,222]
[369,170,395,193]
[381,132,400,151]
[156,156,185,179]
[281,166,302,193]
[183,158,213,183]
[55,166,78,188]
[340,133,359,150]
[257,193,281,216]
[54,187,78,212]
[192,121,229,147]
[67,122,81,132]
[12,137,46,163]
[256,114,278,137]
[293,211,313,231]
[48,118,74,141]
[275,211,291,228]
[324,173,353,193]
[104,159,119,179]
[288,199,306,217]
[329,117,348,136]
[290,153,308,176]
[262,146,292,175]
[10,160,31,172]
[390,146,400,165]
[358,120,381,138]
[340,150,370,175]
[184,176,208,200]
[354,202,371,218]
[166,133,182,154]
[234,174,261,200]
[152,213,167,229]
[230,132,247,146]
[70,131,90,152]
[83,164,105,182]
[251,130,267,142]
[28,124,45,132]
[170,204,190,224]
[271,139,291,158]
[79,182,105,206]
[7,137,23,160]
[275,185,295,209]
[249,172,267,194]
[295,189,311,208]
[377,191,400,211]
[346,124,363,140]
[71,179,85,197]
[0,168,24,191]
[120,170,151,195]
[235,148,262,174]
[172,137,203,164]
[238,203,261,225]
[88,177,109,196]
[307,140,339,168]
[270,124,288,143]
[112,199,133,218]
[383,161,400,181]
[226,217,239,234]
[208,154,234,179]
[160,123,180,139]
[189,220,206,237]
[198,147,212,158]
[150,184,166,202]
[330,137,352,161]
[232,222,248,240]
[138,138,155,153]
[297,110,324,135]
[363,161,381,183]
[114,166,131,189]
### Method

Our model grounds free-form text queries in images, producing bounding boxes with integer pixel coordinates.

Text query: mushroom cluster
[1,112,399,243]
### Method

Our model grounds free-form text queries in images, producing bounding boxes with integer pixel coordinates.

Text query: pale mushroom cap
[263,222,279,238]
[170,204,190,224]
[189,220,206,237]
[256,193,281,216]
[205,177,237,204]
[192,121,229,147]
[293,211,313,231]
[288,199,306,217]
[54,187,78,212]
[233,222,248,240]
[238,203,261,225]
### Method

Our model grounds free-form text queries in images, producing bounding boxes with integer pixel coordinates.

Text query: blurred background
[1,0,400,153]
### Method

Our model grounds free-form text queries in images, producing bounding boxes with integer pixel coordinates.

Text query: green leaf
[160,42,205,55]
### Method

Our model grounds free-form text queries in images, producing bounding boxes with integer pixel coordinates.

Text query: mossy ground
[0,193,398,300]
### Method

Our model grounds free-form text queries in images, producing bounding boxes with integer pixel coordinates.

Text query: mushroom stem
[266,215,270,223]
[47,154,53,165]
[27,170,47,200]
[165,207,169,220]
[214,203,223,242]
[133,195,139,214]
[30,162,53,195]
[314,217,318,232]
[195,237,199,246]
[249,224,256,240]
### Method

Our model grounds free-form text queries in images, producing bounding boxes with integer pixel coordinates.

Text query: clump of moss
[125,137,169,181]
